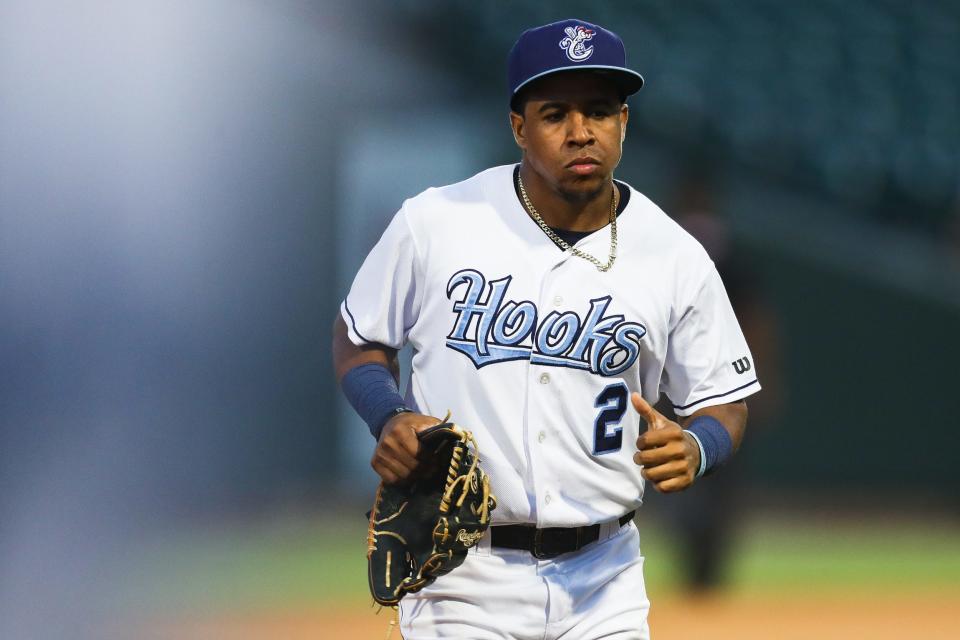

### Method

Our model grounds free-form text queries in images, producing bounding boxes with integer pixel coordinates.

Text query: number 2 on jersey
[593,383,628,454]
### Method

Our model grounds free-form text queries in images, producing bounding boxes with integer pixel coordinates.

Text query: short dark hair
[509,86,532,115]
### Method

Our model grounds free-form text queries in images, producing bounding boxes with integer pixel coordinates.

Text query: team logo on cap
[559,25,595,62]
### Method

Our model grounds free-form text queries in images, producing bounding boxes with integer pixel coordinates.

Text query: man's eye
[592,109,612,118]
[544,112,564,122]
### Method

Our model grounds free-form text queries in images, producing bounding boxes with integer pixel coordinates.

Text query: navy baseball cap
[508,19,644,111]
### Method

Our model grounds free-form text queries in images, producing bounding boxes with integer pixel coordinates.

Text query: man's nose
[566,112,594,146]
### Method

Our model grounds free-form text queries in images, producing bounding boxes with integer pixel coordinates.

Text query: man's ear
[620,103,629,143]
[509,111,526,149]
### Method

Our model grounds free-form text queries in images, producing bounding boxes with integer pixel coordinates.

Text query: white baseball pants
[399,520,650,639]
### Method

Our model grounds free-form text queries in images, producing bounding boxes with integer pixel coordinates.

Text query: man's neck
[518,161,616,232]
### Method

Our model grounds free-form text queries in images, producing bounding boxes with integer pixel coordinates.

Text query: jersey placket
[524,252,577,526]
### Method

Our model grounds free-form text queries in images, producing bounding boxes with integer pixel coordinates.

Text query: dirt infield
[145,591,958,639]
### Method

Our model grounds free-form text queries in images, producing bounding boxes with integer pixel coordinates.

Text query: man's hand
[631,393,701,493]
[371,412,444,484]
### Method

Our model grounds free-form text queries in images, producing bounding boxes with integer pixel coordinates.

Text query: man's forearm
[333,313,409,438]
[678,400,748,452]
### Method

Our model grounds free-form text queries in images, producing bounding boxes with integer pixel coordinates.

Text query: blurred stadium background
[1,1,958,638]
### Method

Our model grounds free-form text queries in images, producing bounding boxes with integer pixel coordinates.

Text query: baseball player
[333,18,759,639]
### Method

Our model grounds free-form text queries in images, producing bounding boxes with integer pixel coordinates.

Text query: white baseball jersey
[341,164,760,528]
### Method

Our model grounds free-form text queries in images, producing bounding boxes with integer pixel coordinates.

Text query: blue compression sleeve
[341,363,410,439]
[685,415,734,478]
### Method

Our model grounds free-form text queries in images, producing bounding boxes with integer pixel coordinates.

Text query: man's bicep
[342,206,424,350]
[332,313,399,381]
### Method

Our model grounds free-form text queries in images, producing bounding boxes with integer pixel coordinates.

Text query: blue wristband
[685,415,734,478]
[341,363,410,439]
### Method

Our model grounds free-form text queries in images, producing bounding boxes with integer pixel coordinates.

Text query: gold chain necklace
[517,173,618,272]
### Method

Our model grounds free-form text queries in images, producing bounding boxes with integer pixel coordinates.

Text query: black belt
[490,511,636,560]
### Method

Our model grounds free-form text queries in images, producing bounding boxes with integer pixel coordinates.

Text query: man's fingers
[372,413,449,485]
[394,425,422,458]
[631,392,663,429]
[636,424,683,450]
[381,413,442,458]
[376,468,399,485]
[640,459,688,482]
[630,392,657,420]
[381,438,419,471]
[371,452,412,485]
[652,475,691,494]
[634,440,686,466]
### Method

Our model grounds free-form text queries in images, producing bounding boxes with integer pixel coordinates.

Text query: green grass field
[114,510,960,618]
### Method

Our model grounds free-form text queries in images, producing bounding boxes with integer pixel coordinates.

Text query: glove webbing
[440,430,492,525]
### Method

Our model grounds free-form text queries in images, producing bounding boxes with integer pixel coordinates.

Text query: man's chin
[557,174,607,203]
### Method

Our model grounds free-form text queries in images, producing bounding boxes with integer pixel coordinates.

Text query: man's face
[510,71,628,203]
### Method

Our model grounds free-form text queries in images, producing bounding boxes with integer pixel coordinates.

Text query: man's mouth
[566,157,601,175]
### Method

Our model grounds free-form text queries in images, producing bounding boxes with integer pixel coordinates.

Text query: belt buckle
[531,528,553,560]
[531,527,575,560]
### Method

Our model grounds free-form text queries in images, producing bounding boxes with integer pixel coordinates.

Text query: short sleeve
[660,266,761,416]
[340,206,423,349]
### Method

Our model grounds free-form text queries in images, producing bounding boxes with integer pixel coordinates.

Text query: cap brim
[512,65,645,99]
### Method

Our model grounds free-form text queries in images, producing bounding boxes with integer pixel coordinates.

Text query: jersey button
[553,296,563,306]
[544,494,552,505]
[537,430,546,443]
[539,373,550,385]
